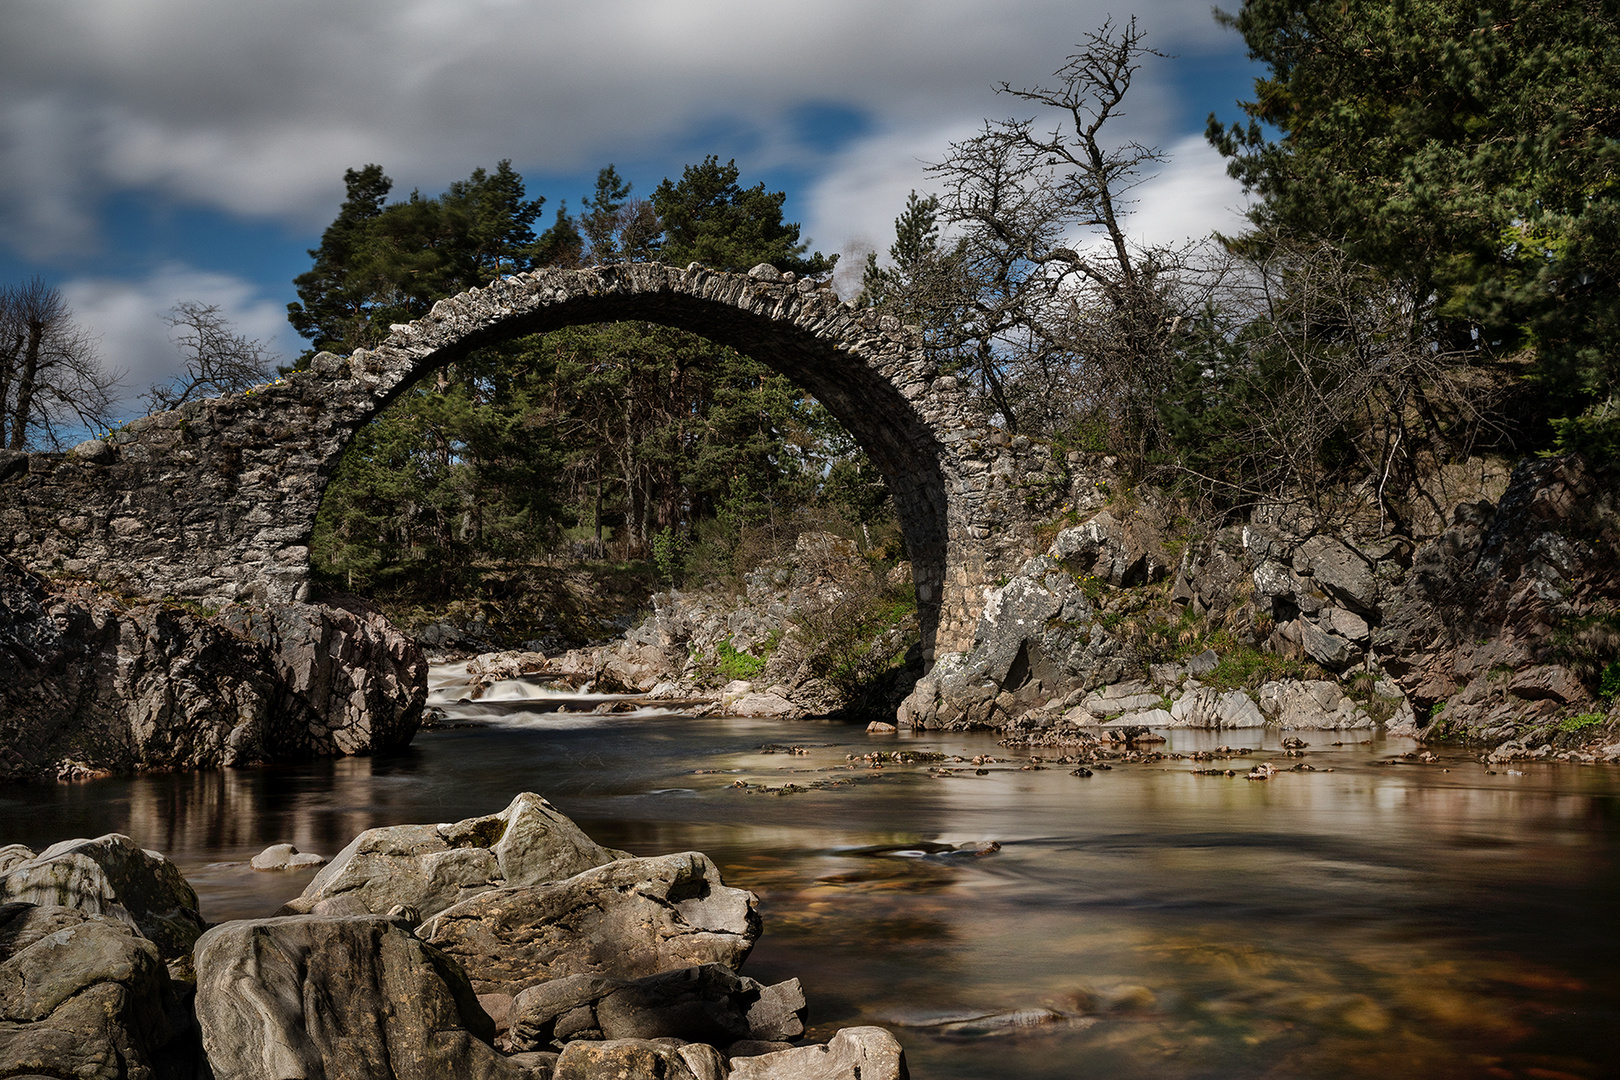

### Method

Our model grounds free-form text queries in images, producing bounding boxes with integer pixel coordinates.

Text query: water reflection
[0,682,1616,1080]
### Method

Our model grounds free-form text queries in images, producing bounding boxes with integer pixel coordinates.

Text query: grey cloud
[1,0,1239,257]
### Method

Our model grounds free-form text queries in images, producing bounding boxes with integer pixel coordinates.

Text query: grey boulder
[285,792,628,919]
[0,834,204,963]
[0,902,183,1079]
[193,912,533,1080]
[728,1026,909,1080]
[507,964,805,1051]
[422,852,759,997]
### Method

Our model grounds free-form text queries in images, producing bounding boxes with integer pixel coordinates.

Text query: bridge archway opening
[314,298,945,649]
[307,267,960,659]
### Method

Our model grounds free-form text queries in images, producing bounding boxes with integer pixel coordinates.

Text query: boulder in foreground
[284,791,629,920]
[194,912,537,1080]
[727,1025,909,1080]
[0,833,205,965]
[422,851,760,997]
[0,902,185,1079]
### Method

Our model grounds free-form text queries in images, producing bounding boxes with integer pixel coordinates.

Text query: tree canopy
[287,160,545,356]
[1208,0,1620,451]
[652,156,834,276]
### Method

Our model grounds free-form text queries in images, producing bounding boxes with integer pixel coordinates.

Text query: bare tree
[874,21,1506,527]
[917,17,1214,452]
[0,277,121,451]
[1187,236,1508,530]
[144,301,276,413]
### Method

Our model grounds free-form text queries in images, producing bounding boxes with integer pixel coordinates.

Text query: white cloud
[802,118,978,292]
[58,266,300,417]
[0,0,1245,258]
[1117,134,1251,247]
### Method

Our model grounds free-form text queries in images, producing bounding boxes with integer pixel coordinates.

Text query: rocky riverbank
[0,793,907,1079]
[0,557,425,782]
[470,455,1620,763]
[6,451,1615,781]
[906,454,1620,761]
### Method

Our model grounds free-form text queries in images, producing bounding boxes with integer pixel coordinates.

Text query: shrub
[716,640,766,681]
[789,572,918,699]
[1561,712,1606,733]
[1601,659,1620,701]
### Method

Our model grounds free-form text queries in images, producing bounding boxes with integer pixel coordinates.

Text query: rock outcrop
[3,796,905,1079]
[421,851,760,997]
[901,455,1618,752]
[458,532,920,721]
[1376,456,1620,747]
[0,556,425,780]
[899,554,1131,730]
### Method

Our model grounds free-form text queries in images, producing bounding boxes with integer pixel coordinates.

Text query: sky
[0,0,1263,422]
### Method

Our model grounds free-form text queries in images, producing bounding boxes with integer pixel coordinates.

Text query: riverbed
[2,666,1616,1079]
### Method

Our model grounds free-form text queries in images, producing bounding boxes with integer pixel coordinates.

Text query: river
[2,665,1616,1079]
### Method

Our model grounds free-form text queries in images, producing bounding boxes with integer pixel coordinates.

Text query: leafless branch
[144,301,277,413]
[0,277,122,450]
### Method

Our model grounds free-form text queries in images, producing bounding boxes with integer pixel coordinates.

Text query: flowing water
[2,664,1617,1079]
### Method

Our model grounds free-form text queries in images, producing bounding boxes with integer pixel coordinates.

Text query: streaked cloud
[1,0,1246,260]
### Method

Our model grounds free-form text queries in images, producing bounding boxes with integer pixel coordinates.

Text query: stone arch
[0,263,1063,660]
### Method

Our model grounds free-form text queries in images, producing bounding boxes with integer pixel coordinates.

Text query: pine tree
[652,156,834,276]
[1208,0,1620,452]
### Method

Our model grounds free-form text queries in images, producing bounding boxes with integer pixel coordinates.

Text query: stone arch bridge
[0,263,1067,660]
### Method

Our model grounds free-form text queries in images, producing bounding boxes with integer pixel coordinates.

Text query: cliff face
[0,557,425,781]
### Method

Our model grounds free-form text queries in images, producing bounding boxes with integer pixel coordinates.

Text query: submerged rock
[250,843,326,871]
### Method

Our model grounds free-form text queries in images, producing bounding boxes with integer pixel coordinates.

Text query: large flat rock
[422,852,759,998]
